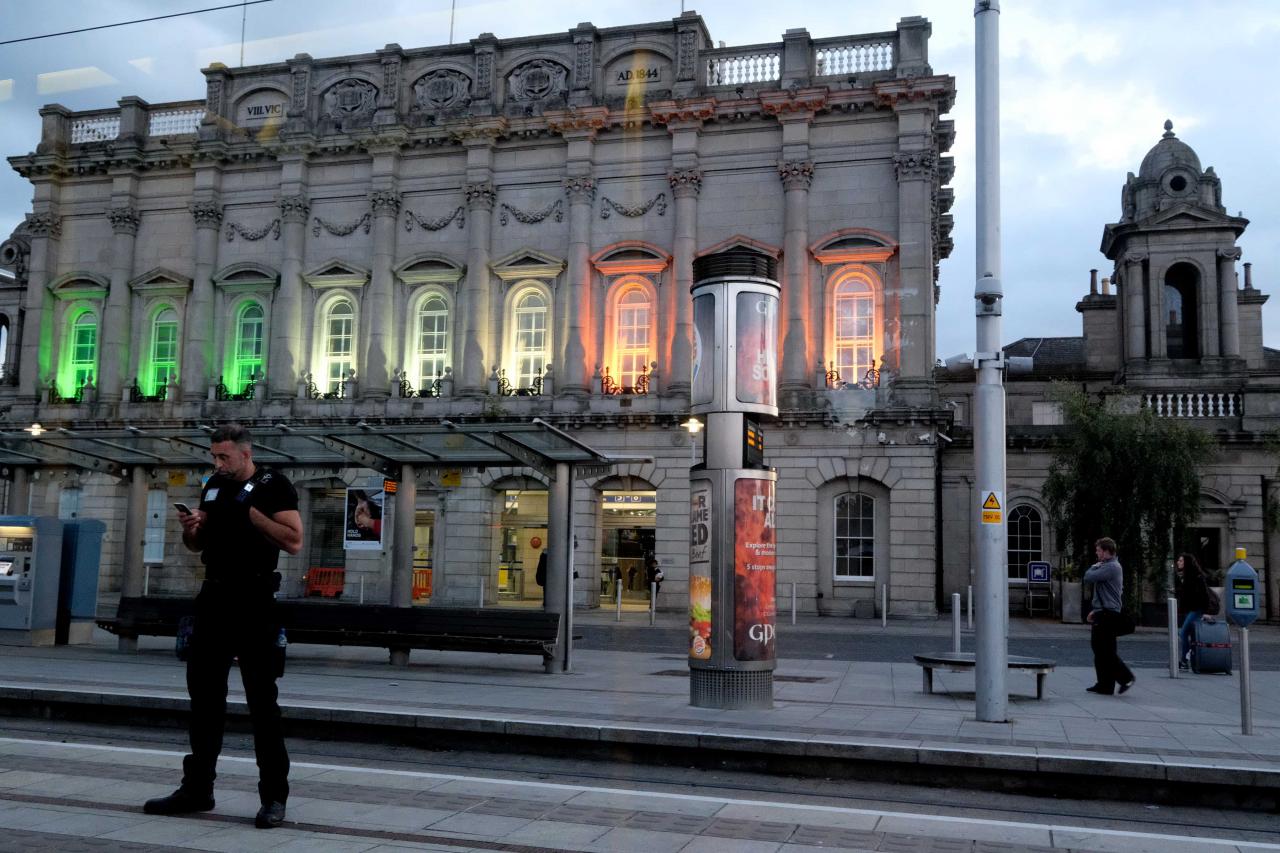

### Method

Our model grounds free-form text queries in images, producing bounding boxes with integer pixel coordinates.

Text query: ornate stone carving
[278,194,311,223]
[474,51,494,99]
[778,160,815,191]
[574,39,594,88]
[650,100,715,125]
[290,66,310,112]
[1123,252,1148,265]
[562,176,597,204]
[667,168,703,198]
[600,192,667,219]
[189,201,224,229]
[379,58,401,109]
[507,59,568,102]
[1216,247,1243,261]
[892,151,935,181]
[312,212,371,237]
[369,190,402,217]
[225,218,280,242]
[321,79,378,125]
[23,212,61,239]
[465,182,496,211]
[404,206,465,232]
[107,206,141,235]
[412,69,472,112]
[677,29,697,81]
[205,79,224,118]
[499,198,563,226]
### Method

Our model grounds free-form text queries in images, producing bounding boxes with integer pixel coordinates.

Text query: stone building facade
[0,14,959,617]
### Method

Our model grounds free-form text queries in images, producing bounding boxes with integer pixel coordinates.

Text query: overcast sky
[1,0,1277,359]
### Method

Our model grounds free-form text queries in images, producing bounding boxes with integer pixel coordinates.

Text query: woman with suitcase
[1174,553,1209,671]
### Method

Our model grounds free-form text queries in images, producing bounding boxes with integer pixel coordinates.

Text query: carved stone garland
[404,206,466,232]
[600,192,667,219]
[312,212,371,238]
[499,198,563,226]
[225,218,281,242]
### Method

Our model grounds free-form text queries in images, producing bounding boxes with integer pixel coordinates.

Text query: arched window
[1164,264,1199,359]
[834,492,875,579]
[613,287,652,389]
[0,314,9,378]
[148,307,179,394]
[510,288,549,390]
[323,298,354,394]
[415,293,450,388]
[66,311,98,395]
[231,302,265,391]
[1007,505,1043,580]
[831,274,877,385]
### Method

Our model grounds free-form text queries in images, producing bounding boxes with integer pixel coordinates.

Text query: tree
[1042,386,1213,614]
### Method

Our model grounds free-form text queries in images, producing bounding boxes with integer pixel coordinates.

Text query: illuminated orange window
[831,275,877,385]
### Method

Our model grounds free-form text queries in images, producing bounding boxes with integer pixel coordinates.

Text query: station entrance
[600,490,657,608]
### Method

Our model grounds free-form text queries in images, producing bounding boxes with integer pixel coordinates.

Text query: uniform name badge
[205,488,220,501]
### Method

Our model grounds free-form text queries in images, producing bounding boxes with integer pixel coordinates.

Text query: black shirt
[198,465,298,580]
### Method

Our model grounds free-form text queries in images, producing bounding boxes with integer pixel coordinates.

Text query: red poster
[733,478,776,661]
[735,292,777,406]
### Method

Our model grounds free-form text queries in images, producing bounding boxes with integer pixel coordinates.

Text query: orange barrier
[304,567,345,598]
[412,568,433,600]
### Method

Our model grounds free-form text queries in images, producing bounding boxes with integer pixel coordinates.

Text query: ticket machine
[0,516,64,646]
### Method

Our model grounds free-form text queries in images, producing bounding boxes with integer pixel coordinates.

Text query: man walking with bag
[1084,537,1135,696]
[144,423,303,828]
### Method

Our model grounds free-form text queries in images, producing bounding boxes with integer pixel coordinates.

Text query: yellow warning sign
[981,491,1003,525]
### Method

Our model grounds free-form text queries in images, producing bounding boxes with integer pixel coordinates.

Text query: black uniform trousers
[1089,609,1134,694]
[181,580,289,806]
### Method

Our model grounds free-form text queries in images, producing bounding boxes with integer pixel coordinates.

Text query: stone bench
[913,652,1056,699]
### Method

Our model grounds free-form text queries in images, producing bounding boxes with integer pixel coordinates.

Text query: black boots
[143,788,215,816]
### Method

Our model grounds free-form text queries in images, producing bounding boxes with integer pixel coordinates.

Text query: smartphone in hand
[174,502,193,516]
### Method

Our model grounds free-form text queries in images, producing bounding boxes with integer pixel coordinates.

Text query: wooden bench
[99,596,561,665]
[913,652,1057,700]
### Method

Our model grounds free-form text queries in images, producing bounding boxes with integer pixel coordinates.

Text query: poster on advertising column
[691,293,716,407]
[733,477,776,661]
[344,487,385,550]
[735,291,777,407]
[688,480,713,661]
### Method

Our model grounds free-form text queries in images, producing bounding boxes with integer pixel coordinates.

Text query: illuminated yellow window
[613,287,651,389]
[831,275,876,385]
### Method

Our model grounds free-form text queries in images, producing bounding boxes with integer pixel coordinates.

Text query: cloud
[0,80,12,102]
[127,58,155,74]
[36,66,119,96]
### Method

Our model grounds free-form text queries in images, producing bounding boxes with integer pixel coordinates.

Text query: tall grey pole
[973,0,1008,722]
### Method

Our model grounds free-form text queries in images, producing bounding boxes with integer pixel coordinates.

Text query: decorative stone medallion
[507,59,568,102]
[321,79,378,124]
[412,69,472,112]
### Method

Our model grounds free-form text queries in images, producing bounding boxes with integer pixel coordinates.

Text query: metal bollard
[881,583,888,628]
[967,584,974,630]
[1167,596,1179,678]
[791,581,797,626]
[143,565,150,597]
[615,585,623,622]
[649,582,656,626]
[952,592,962,653]
[360,576,366,605]
[1240,626,1253,735]
[478,577,485,608]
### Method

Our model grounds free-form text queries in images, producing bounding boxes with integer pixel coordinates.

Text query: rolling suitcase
[1191,617,1232,675]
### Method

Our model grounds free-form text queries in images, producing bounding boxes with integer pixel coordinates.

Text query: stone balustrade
[813,36,896,77]
[1143,392,1243,418]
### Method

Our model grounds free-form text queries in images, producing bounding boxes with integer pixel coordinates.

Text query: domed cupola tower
[1100,120,1260,375]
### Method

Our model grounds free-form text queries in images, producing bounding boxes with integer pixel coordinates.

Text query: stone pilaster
[778,159,814,404]
[459,180,496,394]
[1123,253,1147,361]
[893,149,936,396]
[365,187,401,398]
[268,190,310,398]
[1144,255,1166,358]
[667,168,702,396]
[1218,247,1242,359]
[18,207,61,396]
[99,203,141,402]
[183,194,222,399]
[561,173,596,394]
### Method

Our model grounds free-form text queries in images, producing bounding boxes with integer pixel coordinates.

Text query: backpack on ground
[1204,585,1221,616]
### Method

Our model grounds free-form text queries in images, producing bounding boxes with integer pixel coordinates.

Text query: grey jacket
[1084,556,1123,612]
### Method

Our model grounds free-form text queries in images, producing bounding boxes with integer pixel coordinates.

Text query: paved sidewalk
[0,615,1277,807]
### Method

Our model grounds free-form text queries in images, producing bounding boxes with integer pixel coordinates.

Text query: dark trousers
[1090,610,1134,693]
[181,586,289,805]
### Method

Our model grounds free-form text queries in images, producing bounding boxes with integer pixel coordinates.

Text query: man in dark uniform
[144,423,303,829]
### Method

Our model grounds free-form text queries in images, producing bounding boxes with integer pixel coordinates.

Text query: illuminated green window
[64,311,98,395]
[323,298,354,394]
[148,308,178,394]
[232,302,265,391]
[416,294,449,388]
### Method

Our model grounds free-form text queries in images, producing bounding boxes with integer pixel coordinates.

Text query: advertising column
[688,248,779,710]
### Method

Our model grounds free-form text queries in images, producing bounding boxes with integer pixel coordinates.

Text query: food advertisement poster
[689,481,713,660]
[734,292,777,406]
[733,477,776,661]
[691,293,715,407]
